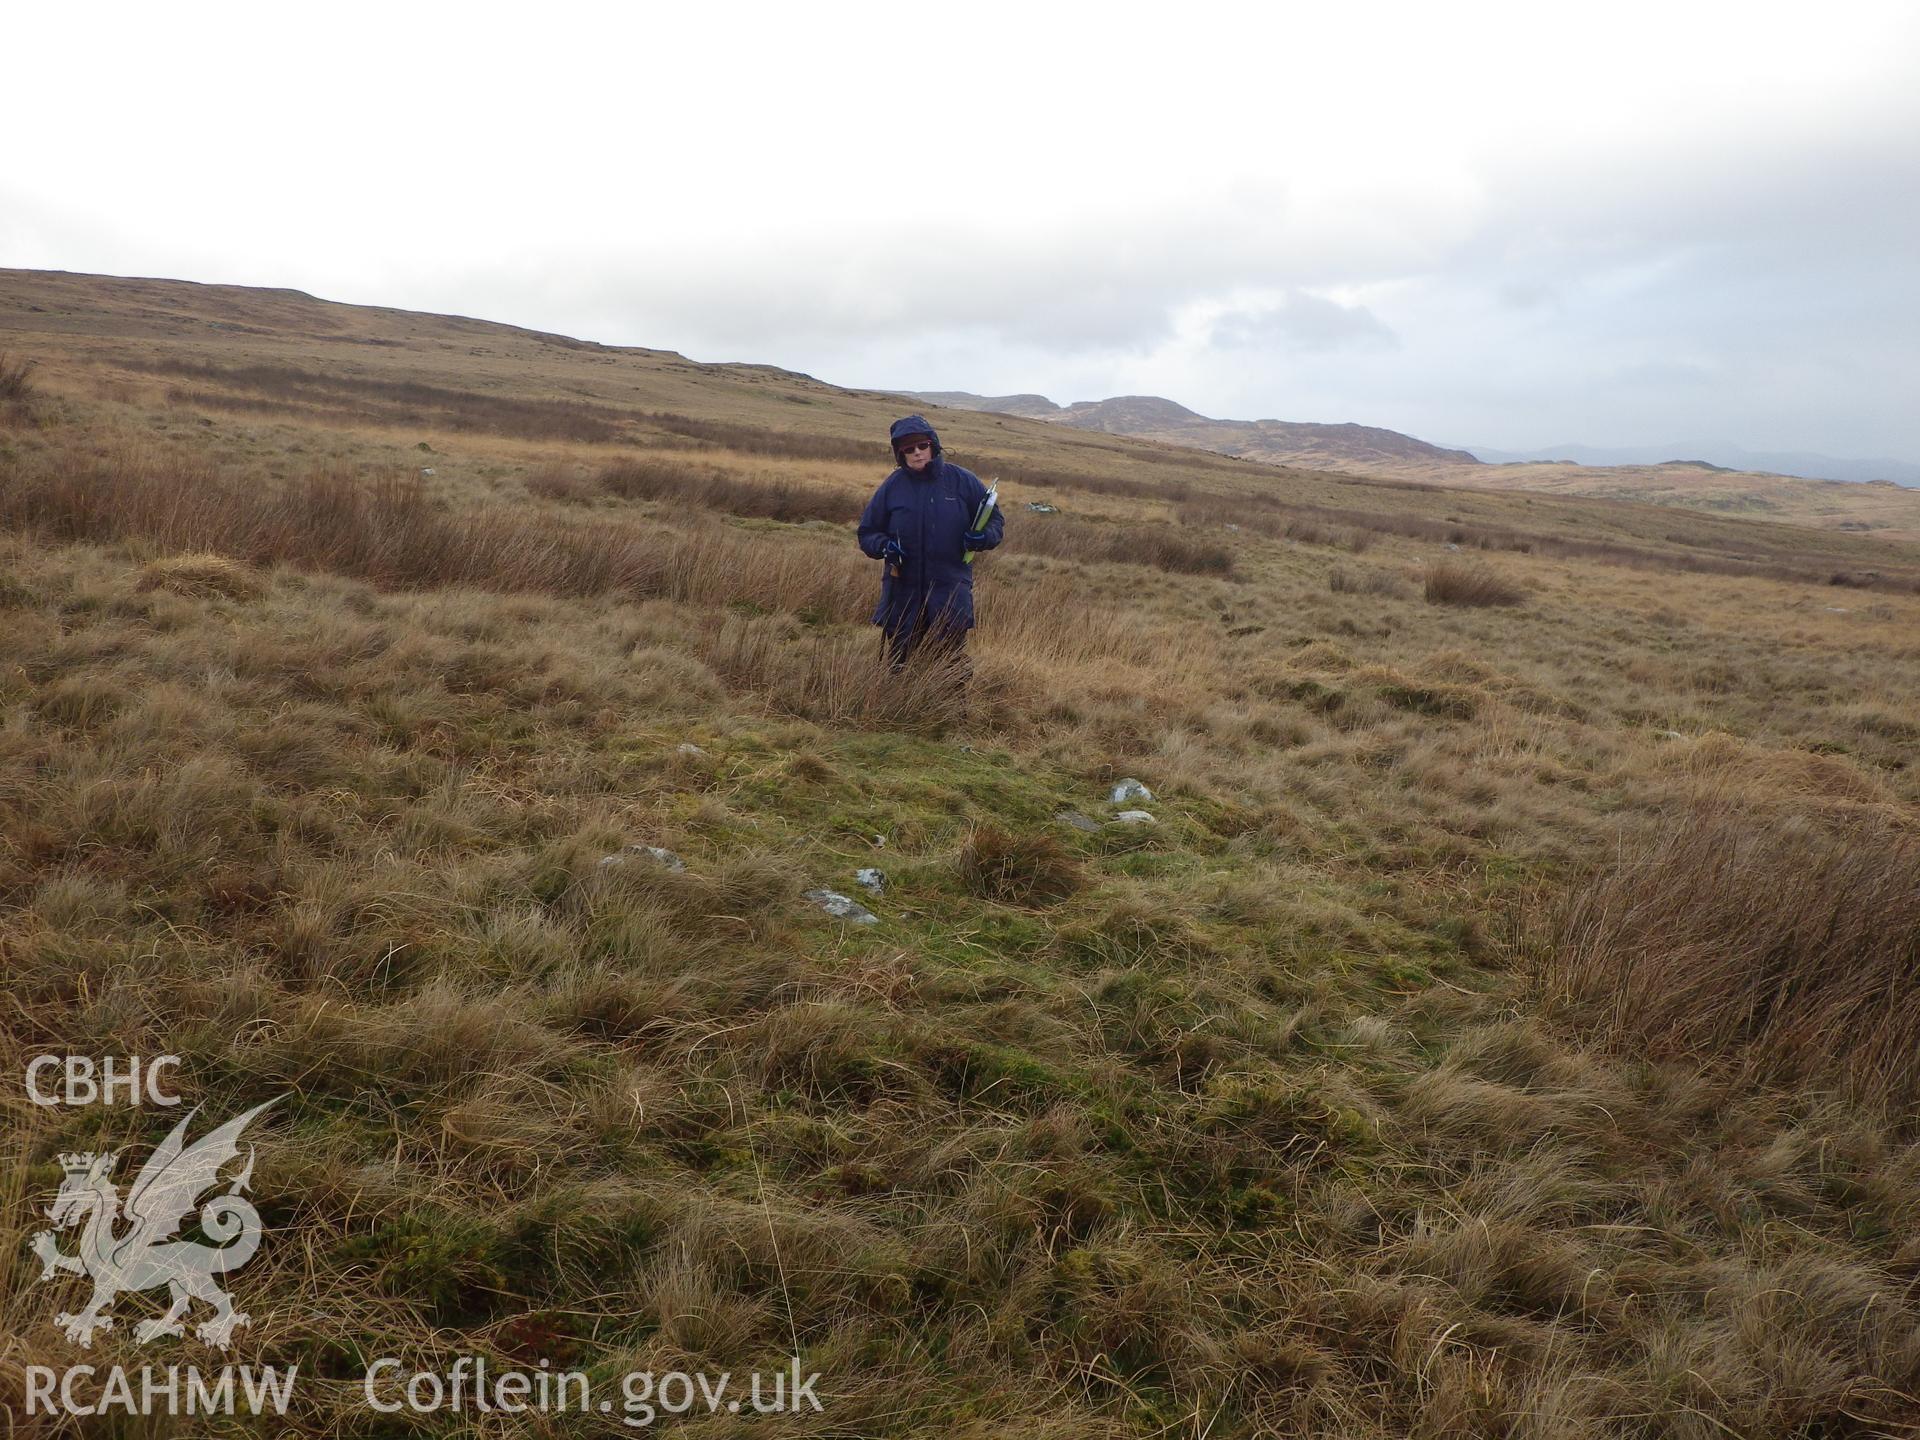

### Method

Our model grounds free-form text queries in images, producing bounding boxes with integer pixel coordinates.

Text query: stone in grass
[676,742,706,756]
[1111,810,1157,826]
[598,844,686,871]
[805,888,879,925]
[1110,778,1152,804]
[1056,810,1103,833]
[855,868,885,894]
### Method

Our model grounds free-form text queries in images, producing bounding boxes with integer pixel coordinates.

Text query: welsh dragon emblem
[29,1098,281,1349]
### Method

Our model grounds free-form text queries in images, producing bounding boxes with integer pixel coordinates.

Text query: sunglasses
[898,439,933,454]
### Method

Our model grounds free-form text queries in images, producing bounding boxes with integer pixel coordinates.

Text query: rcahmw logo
[25,1363,296,1421]
[30,1096,283,1349]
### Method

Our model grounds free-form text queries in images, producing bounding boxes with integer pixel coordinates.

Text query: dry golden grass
[707,614,974,732]
[1424,558,1528,606]
[1548,792,1920,1111]
[135,550,270,599]
[0,444,874,614]
[139,354,629,442]
[0,352,36,431]
[597,453,861,523]
[0,352,33,401]
[982,509,1234,575]
[1329,563,1412,597]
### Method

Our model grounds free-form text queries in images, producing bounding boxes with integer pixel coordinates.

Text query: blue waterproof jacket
[857,415,1004,632]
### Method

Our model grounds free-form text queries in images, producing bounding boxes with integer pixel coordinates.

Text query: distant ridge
[905,390,1479,470]
[1469,441,1920,488]
[908,391,1063,420]
[904,386,1920,532]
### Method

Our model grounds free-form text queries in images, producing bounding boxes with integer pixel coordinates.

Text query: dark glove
[882,537,905,567]
[963,530,989,548]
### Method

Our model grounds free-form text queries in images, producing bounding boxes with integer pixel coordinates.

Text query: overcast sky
[7,2,1917,461]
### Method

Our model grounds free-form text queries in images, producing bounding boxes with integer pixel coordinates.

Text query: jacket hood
[889,414,942,459]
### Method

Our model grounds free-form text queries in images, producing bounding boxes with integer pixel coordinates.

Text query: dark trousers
[882,612,972,689]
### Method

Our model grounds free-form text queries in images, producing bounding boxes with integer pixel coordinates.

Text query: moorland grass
[1548,792,1920,1110]
[1424,558,1528,607]
[0,352,34,401]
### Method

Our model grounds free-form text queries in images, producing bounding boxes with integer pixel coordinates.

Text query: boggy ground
[1,277,1919,1437]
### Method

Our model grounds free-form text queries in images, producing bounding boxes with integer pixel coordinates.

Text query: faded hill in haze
[1473,440,1920,488]
[908,390,1062,420]
[911,388,1920,542]
[911,389,1479,468]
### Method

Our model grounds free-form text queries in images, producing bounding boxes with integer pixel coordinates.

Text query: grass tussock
[522,461,600,504]
[707,615,972,732]
[1548,796,1920,1111]
[135,552,270,600]
[0,352,36,427]
[0,352,35,400]
[1424,559,1526,607]
[1329,564,1410,598]
[958,824,1084,905]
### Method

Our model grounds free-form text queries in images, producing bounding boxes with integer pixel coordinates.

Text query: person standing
[857,415,1003,670]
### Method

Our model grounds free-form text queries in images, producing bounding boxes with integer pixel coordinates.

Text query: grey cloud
[1292,119,1920,457]
[412,174,1461,363]
[1211,293,1399,352]
[592,118,1915,455]
[1497,280,1556,310]
[439,251,1178,360]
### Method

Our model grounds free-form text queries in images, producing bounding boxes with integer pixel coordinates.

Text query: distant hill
[1469,441,1920,488]
[905,388,1920,541]
[906,390,1480,469]
[908,391,1063,420]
